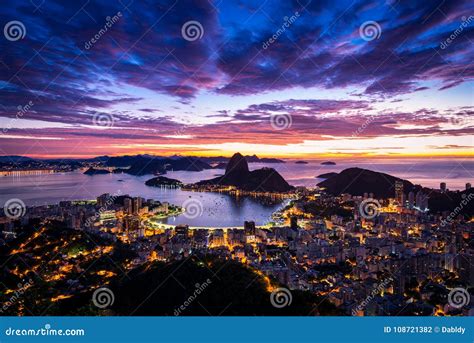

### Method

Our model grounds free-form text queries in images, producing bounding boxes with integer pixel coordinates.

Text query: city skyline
[0,0,473,158]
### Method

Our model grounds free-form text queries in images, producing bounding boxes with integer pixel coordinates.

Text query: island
[295,161,309,164]
[321,161,336,165]
[83,167,110,175]
[145,176,183,188]
[193,152,293,193]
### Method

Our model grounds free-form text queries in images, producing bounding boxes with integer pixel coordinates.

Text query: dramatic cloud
[0,0,472,157]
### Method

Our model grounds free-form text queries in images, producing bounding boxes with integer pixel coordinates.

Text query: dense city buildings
[1,173,472,316]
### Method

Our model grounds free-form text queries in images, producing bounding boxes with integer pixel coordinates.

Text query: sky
[0,0,473,158]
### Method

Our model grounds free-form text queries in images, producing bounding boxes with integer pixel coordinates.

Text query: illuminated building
[124,198,133,215]
[132,197,143,214]
[97,193,111,207]
[175,225,189,239]
[394,180,404,206]
[408,191,415,209]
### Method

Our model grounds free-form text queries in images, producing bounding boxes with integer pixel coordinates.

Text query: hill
[110,257,340,316]
[317,167,414,198]
[196,153,293,192]
[124,156,211,176]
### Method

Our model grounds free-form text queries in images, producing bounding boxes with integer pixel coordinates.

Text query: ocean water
[0,159,471,227]
[0,171,284,227]
[264,158,473,190]
[165,159,473,189]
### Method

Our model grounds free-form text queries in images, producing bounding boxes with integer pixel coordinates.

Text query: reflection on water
[0,159,471,226]
[154,194,285,227]
[0,171,284,227]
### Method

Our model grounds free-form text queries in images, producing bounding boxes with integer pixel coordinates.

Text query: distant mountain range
[0,156,35,163]
[195,153,293,192]
[122,156,212,176]
[0,154,285,176]
[200,154,285,164]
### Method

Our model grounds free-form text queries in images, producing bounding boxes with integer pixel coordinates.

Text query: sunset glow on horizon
[0,0,472,159]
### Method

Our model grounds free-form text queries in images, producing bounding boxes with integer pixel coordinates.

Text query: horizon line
[1,152,473,160]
